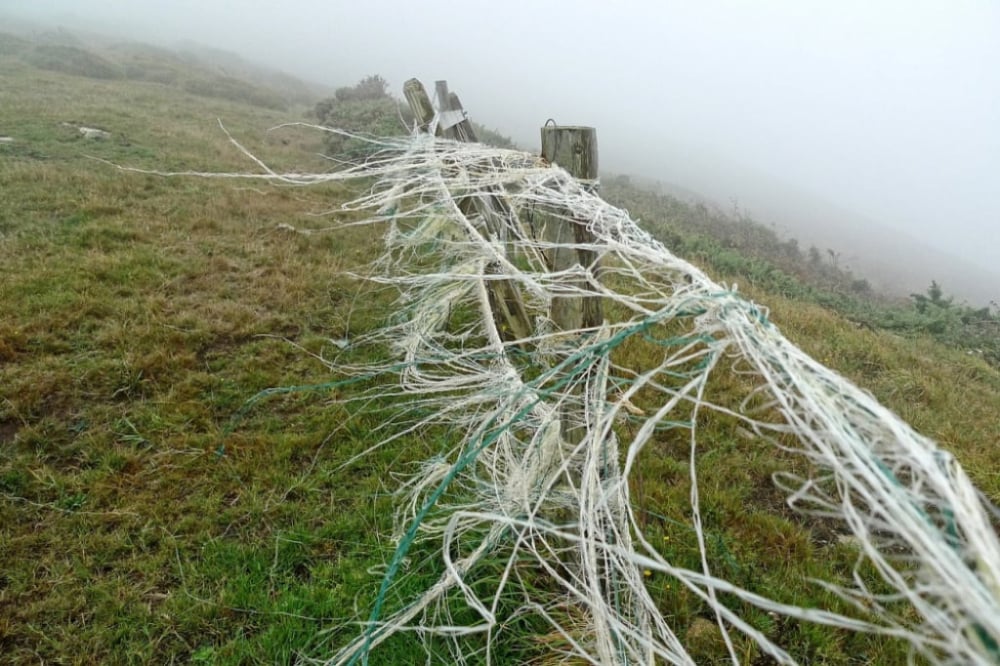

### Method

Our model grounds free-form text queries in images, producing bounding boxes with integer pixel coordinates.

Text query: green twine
[219,361,415,456]
[347,310,688,663]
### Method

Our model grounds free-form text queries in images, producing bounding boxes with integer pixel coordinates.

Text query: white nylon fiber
[118,124,1000,665]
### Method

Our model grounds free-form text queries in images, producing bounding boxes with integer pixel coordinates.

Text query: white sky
[5,0,1000,285]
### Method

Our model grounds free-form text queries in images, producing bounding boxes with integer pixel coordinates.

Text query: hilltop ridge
[0,20,330,111]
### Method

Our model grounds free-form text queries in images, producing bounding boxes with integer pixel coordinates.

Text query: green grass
[1,35,999,665]
[0,46,416,664]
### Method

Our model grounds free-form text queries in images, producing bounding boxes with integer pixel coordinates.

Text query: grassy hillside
[603,176,1000,369]
[1,38,998,665]
[0,28,328,112]
[0,43,402,664]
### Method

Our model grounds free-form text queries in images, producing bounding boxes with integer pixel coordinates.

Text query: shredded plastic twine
[136,123,1000,664]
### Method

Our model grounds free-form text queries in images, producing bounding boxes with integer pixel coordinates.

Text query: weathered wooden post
[403,79,436,133]
[434,80,451,111]
[540,124,603,446]
[434,80,480,144]
[401,78,533,343]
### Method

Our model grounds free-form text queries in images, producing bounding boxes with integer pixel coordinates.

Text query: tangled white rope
[119,125,1000,664]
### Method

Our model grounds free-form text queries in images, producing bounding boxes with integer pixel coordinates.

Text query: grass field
[2,35,999,664]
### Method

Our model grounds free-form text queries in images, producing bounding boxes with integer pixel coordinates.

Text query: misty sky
[5,0,1000,282]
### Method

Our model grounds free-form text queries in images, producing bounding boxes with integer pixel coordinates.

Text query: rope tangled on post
[114,124,1000,664]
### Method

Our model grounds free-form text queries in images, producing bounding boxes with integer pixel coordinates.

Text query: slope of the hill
[617,161,1000,307]
[602,176,1000,369]
[0,41,998,664]
[0,25,329,112]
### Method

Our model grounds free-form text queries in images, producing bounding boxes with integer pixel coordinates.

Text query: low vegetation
[603,177,1000,367]
[1,38,998,664]
[1,30,322,113]
[24,44,121,79]
[313,74,517,159]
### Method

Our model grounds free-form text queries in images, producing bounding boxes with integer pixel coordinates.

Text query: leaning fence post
[401,78,533,343]
[540,124,603,446]
[403,78,436,133]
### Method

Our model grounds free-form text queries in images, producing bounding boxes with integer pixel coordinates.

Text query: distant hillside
[602,176,1000,367]
[0,25,329,112]
[620,163,1000,307]
[172,40,333,105]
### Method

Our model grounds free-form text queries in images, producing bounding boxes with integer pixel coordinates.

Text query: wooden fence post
[540,125,602,330]
[539,125,603,446]
[403,78,436,133]
[434,80,450,111]
[402,79,533,343]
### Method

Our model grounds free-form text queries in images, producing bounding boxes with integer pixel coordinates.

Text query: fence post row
[402,79,603,447]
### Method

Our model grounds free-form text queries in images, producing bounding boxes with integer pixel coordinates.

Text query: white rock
[79,127,111,140]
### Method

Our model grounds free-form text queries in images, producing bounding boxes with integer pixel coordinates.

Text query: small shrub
[315,75,517,159]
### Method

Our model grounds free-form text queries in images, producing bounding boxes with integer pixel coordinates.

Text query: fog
[5,0,999,301]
